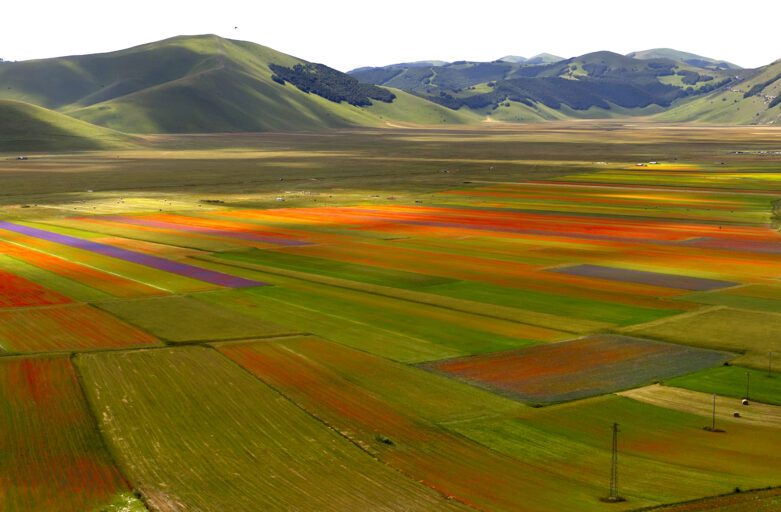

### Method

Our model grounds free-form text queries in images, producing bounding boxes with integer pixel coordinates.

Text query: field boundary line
[208,344,485,512]
[194,254,599,335]
[618,305,726,334]
[628,485,781,512]
[69,353,153,512]
[36,217,238,254]
[0,333,310,360]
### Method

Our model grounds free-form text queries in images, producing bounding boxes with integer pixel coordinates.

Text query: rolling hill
[0,35,777,140]
[627,49,741,70]
[657,59,781,124]
[498,54,565,65]
[0,35,477,134]
[0,100,135,151]
[352,51,739,121]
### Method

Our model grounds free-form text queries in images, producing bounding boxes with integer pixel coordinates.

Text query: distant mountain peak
[526,53,565,65]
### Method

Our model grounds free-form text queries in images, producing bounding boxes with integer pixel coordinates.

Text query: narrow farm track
[618,385,781,429]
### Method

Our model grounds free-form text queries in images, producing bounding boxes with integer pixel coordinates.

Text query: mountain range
[0,35,779,150]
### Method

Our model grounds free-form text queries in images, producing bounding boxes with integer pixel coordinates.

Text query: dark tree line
[427,76,689,111]
[270,63,395,106]
[744,73,781,98]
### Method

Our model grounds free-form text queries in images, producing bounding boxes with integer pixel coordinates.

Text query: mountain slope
[627,49,741,70]
[525,53,565,65]
[0,100,136,151]
[351,51,738,120]
[0,35,474,133]
[656,60,781,124]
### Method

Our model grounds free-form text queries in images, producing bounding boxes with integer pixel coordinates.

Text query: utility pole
[604,423,624,503]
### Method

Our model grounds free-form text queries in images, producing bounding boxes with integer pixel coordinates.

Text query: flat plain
[1,122,780,510]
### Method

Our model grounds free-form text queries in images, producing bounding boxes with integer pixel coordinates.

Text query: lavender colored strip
[0,222,265,288]
[550,264,736,291]
[102,216,310,247]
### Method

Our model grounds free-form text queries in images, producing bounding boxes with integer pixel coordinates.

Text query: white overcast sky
[2,0,779,70]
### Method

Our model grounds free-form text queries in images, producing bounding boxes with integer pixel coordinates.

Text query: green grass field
[665,366,781,405]
[452,395,781,506]
[94,295,294,343]
[626,308,781,369]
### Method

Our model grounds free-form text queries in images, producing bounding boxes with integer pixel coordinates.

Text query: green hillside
[351,51,737,120]
[627,49,741,70]
[0,35,475,134]
[525,53,565,65]
[657,60,781,124]
[0,100,135,151]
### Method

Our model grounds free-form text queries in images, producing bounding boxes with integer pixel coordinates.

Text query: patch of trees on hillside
[677,70,714,85]
[270,63,395,106]
[427,77,687,111]
[744,73,781,98]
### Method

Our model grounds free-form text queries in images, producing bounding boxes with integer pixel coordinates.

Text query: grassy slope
[658,60,781,124]
[0,100,134,151]
[627,48,740,69]
[0,35,478,133]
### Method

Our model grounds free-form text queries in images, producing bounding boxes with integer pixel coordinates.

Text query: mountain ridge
[0,35,779,147]
[0,35,474,134]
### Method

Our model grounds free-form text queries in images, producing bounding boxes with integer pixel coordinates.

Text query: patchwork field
[76,346,464,511]
[626,307,781,369]
[424,335,732,404]
[0,304,160,354]
[665,366,781,405]
[1,124,780,510]
[451,395,781,506]
[618,385,781,429]
[94,296,294,343]
[0,356,142,511]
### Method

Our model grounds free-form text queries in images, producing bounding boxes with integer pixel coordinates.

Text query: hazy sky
[2,1,780,70]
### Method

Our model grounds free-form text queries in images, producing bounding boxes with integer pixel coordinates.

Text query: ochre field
[0,124,779,511]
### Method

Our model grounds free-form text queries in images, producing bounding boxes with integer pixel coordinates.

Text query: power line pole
[604,423,625,503]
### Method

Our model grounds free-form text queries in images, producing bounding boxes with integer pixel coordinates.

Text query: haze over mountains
[0,35,779,150]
